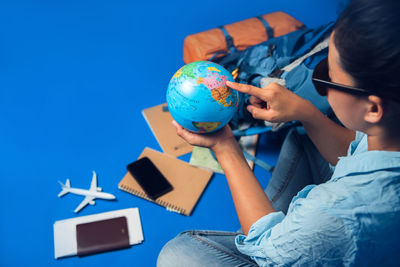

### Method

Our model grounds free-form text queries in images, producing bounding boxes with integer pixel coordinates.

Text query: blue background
[0,0,340,266]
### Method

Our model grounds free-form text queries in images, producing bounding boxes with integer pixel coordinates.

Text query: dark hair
[333,0,400,96]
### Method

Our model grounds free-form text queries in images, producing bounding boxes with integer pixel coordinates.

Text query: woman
[158,0,400,265]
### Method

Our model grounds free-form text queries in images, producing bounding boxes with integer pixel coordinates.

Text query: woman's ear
[364,95,384,124]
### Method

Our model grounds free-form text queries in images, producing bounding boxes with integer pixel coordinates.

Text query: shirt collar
[331,151,400,181]
[348,132,368,155]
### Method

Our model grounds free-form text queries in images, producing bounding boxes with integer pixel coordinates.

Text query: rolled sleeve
[235,185,352,266]
[235,211,285,259]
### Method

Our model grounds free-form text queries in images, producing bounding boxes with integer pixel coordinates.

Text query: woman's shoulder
[302,169,400,227]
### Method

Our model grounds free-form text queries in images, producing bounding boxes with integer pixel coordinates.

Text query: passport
[76,216,130,256]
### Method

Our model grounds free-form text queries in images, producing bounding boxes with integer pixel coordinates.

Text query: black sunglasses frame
[312,58,373,97]
[312,58,400,103]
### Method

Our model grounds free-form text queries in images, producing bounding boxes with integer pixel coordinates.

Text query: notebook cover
[118,147,213,216]
[142,103,193,157]
[76,216,130,256]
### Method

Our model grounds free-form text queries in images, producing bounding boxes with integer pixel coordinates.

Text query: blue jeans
[157,127,333,266]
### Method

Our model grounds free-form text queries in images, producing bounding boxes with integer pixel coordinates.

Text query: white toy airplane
[58,171,116,213]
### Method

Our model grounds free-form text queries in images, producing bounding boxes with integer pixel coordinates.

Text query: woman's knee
[157,231,195,267]
[158,230,255,267]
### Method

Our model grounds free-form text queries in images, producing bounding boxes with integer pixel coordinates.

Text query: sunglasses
[312,58,374,97]
[312,58,400,103]
[312,58,400,102]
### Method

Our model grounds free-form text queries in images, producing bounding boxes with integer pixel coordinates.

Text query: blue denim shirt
[236,132,400,266]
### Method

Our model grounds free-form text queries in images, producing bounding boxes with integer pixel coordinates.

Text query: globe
[166,61,239,133]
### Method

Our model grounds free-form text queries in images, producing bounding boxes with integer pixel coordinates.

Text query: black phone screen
[126,157,173,200]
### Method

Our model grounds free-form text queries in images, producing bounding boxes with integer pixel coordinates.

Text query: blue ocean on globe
[166,61,239,133]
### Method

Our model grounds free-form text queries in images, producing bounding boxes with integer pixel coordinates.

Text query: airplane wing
[74,196,95,213]
[89,171,97,191]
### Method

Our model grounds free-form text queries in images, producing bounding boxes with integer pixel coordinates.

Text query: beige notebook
[118,147,213,216]
[142,103,193,157]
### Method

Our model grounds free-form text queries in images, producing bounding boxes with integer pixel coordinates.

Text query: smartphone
[126,157,173,200]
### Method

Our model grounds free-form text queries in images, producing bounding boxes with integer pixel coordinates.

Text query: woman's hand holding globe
[171,121,236,156]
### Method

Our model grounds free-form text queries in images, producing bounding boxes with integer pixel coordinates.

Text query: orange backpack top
[183,11,305,64]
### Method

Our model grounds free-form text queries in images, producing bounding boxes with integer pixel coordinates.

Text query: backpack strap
[213,17,273,63]
[256,16,274,39]
[218,16,274,56]
[281,36,329,73]
[266,36,329,80]
[218,26,238,54]
[242,150,274,172]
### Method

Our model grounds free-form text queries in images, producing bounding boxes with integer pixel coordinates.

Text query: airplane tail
[58,179,71,197]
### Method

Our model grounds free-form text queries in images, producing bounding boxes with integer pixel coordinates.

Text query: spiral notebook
[118,147,213,216]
